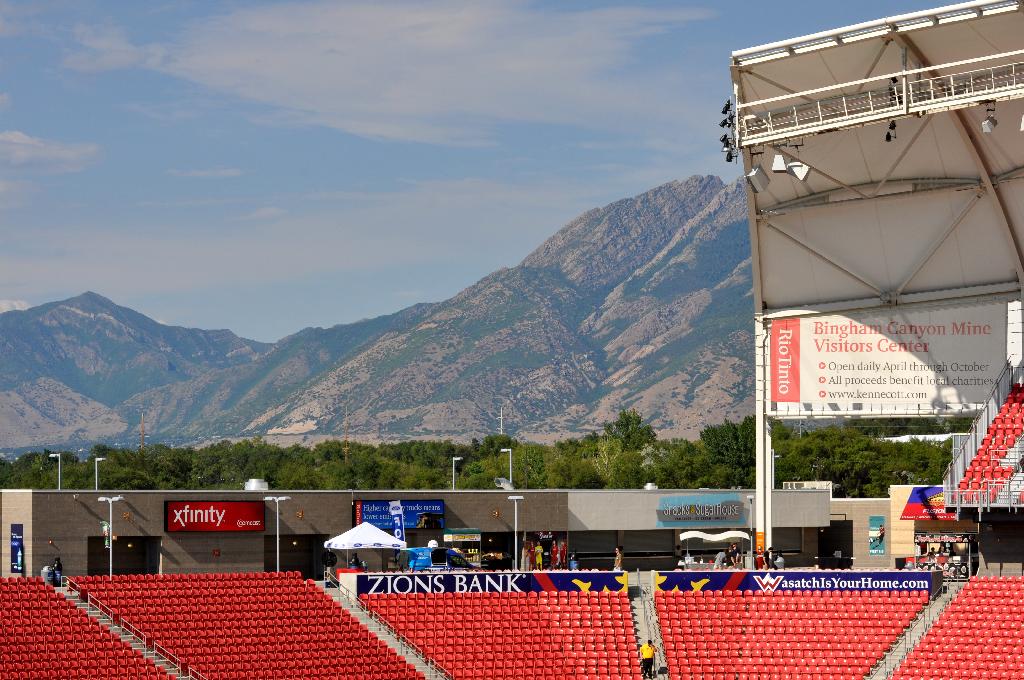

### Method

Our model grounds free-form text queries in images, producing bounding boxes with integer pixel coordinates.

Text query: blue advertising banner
[656,493,746,528]
[356,571,628,595]
[10,523,24,575]
[354,500,445,530]
[654,570,933,593]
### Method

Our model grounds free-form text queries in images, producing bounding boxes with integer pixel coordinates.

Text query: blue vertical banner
[10,524,24,575]
[389,500,406,544]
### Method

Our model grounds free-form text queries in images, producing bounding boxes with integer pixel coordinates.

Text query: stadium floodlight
[98,496,125,578]
[721,99,732,116]
[507,495,525,571]
[786,161,811,182]
[746,164,771,193]
[451,456,463,491]
[264,496,291,573]
[725,150,735,163]
[94,457,106,491]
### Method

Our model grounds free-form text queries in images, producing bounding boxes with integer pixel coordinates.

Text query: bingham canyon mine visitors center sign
[769,302,1007,414]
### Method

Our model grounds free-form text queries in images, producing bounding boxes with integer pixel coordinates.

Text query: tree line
[0,410,956,497]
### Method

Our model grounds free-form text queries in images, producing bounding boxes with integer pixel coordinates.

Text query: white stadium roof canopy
[729,0,1024,315]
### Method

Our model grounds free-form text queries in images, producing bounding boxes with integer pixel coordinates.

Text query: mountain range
[0,175,753,450]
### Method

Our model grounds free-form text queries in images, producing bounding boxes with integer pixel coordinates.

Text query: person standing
[534,543,544,571]
[640,639,657,679]
[613,546,624,571]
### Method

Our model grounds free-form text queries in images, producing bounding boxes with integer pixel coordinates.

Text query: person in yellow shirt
[640,639,657,679]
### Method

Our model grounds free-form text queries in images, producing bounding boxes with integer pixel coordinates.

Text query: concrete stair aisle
[320,579,451,680]
[630,569,666,678]
[865,580,965,680]
[57,585,190,679]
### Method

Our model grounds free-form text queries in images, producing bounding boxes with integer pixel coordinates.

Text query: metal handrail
[878,580,965,679]
[325,571,452,680]
[65,577,209,680]
[944,359,1017,507]
[740,57,1024,144]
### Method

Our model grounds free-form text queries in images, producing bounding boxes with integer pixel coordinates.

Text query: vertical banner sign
[389,501,406,544]
[770,303,1006,411]
[868,516,886,556]
[10,524,24,575]
[771,318,801,402]
[102,521,110,549]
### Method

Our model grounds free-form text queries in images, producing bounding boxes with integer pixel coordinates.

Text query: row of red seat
[957,384,1024,494]
[892,577,1024,680]
[656,589,925,680]
[71,573,424,680]
[0,577,170,680]
[364,590,642,679]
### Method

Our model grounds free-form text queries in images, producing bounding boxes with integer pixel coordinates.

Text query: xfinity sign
[165,501,266,532]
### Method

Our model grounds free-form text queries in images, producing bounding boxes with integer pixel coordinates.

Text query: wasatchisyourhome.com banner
[655,570,934,594]
[356,571,628,595]
[770,302,1005,412]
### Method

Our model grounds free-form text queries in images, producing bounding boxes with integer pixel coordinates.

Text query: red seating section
[892,576,1024,680]
[71,572,424,680]
[0,576,170,680]
[656,588,927,680]
[364,590,641,679]
[958,384,1024,501]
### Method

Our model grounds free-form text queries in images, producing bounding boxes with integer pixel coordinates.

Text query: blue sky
[0,0,939,342]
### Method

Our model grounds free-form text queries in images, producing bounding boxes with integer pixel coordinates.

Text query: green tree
[603,409,657,452]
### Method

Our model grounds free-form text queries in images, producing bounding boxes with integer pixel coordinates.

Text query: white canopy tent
[324,522,407,550]
[678,530,752,567]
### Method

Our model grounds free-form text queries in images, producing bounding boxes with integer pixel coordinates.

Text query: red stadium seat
[0,577,172,679]
[891,576,1024,680]
[66,572,423,680]
[654,587,926,680]
[363,589,641,679]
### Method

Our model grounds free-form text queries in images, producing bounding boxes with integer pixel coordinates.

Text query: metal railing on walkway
[738,51,1024,145]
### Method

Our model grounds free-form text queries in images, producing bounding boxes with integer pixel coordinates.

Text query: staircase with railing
[944,360,1024,512]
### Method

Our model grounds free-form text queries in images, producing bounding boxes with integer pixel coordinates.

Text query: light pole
[94,457,106,491]
[451,456,463,491]
[264,496,291,572]
[747,494,755,570]
[500,448,513,488]
[49,453,62,490]
[508,495,524,570]
[98,496,124,577]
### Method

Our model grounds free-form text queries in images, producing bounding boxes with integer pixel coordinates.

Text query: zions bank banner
[356,571,628,595]
[654,571,933,594]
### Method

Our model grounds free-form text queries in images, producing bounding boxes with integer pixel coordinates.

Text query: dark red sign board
[165,501,266,532]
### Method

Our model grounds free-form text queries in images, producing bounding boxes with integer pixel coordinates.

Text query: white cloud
[168,167,244,178]
[64,24,166,72]
[64,1,713,145]
[238,206,287,221]
[0,130,100,172]
[0,299,30,313]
